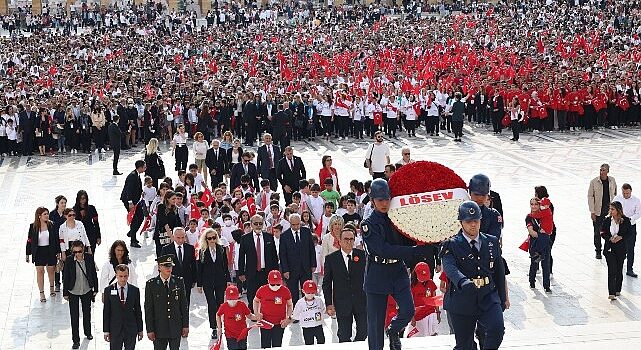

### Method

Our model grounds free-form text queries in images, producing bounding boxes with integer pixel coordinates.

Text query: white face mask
[224,219,232,226]
[227,300,238,307]
[268,285,281,292]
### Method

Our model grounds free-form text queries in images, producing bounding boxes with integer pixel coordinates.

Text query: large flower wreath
[387,161,469,243]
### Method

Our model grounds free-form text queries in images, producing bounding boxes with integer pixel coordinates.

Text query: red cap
[414,262,431,282]
[225,285,240,300]
[302,280,317,295]
[268,270,282,285]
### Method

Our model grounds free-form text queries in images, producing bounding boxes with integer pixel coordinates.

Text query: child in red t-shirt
[529,197,554,234]
[409,262,440,337]
[254,270,293,348]
[216,285,259,350]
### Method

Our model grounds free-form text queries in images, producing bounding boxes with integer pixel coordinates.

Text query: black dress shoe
[211,330,218,339]
[86,335,93,340]
[545,288,552,293]
[130,242,142,248]
[596,252,602,259]
[627,271,638,278]
[113,170,123,175]
[72,342,80,349]
[387,328,402,350]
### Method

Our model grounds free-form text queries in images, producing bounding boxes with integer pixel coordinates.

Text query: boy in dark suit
[103,264,143,350]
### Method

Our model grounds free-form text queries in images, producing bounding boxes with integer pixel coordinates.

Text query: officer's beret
[156,254,176,266]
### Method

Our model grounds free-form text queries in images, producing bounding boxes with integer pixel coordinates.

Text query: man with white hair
[279,214,317,300]
[395,147,414,168]
[160,227,197,303]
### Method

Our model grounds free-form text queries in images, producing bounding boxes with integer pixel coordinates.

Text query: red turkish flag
[126,204,137,226]
[209,339,221,350]
[200,188,214,207]
[519,237,530,252]
[424,295,444,307]
[190,198,201,220]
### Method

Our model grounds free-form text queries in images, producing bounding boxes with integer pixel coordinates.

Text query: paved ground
[1,124,640,349]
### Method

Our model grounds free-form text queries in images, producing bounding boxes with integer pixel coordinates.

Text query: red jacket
[318,167,340,192]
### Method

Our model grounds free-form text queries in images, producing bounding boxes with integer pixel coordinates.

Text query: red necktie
[262,191,268,209]
[256,233,262,271]
[120,287,125,305]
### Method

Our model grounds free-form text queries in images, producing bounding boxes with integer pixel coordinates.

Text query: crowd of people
[15,0,641,350]
[4,0,641,157]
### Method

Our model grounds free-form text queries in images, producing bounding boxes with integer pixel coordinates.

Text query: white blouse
[59,220,90,251]
[610,220,620,237]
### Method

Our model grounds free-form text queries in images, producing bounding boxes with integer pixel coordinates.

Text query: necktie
[256,233,262,271]
[261,191,268,209]
[294,231,299,245]
[120,286,125,305]
[346,254,351,272]
[178,245,183,265]
[470,240,480,258]
[267,146,274,169]
[215,150,218,159]
[164,280,169,294]
[289,159,293,171]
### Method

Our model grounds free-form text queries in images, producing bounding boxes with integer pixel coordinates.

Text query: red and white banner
[390,188,469,210]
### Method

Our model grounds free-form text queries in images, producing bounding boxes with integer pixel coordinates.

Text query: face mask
[269,285,281,292]
[224,220,232,226]
[227,300,238,307]
[304,293,315,300]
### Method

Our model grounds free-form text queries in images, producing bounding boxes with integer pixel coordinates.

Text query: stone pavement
[0,125,640,349]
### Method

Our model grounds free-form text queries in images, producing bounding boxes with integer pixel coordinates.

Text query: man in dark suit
[491,89,505,134]
[63,240,100,349]
[238,214,279,312]
[18,104,36,156]
[271,104,288,147]
[256,133,281,192]
[103,264,143,350]
[144,254,189,350]
[108,115,123,175]
[120,160,146,248]
[242,93,263,146]
[205,139,227,187]
[279,214,316,300]
[276,146,307,205]
[229,151,259,190]
[161,228,197,303]
[322,225,367,343]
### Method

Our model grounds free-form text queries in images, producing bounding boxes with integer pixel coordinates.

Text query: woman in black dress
[154,190,180,257]
[25,207,61,302]
[197,228,231,339]
[601,201,632,300]
[36,109,51,156]
[64,108,79,153]
[144,138,165,189]
[73,190,101,254]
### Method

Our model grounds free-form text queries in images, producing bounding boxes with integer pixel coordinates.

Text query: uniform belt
[369,256,399,264]
[471,277,490,288]
[176,144,186,147]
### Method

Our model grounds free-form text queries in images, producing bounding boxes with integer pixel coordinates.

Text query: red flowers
[388,161,467,197]
[353,256,360,262]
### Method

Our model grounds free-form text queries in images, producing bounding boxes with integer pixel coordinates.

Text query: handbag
[55,258,64,273]
[363,144,374,168]
[157,156,166,178]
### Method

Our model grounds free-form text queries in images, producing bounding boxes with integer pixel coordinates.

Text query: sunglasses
[72,250,83,254]
[252,222,264,226]
[242,159,250,162]
[67,213,76,217]
[206,236,218,241]
[342,237,355,241]
[269,284,280,287]
[403,153,410,156]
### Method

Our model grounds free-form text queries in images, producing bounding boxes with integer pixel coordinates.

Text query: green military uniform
[144,255,189,350]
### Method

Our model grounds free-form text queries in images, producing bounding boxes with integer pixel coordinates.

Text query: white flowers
[389,199,464,243]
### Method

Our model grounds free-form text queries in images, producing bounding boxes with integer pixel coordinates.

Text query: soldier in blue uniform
[469,174,503,240]
[441,201,508,350]
[361,179,430,350]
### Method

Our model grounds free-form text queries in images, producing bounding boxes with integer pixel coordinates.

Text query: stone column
[32,0,43,15]
[200,0,211,14]
[0,0,7,16]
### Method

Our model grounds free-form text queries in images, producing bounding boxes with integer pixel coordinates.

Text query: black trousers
[246,270,268,312]
[124,201,142,245]
[511,119,520,140]
[93,127,105,150]
[605,246,626,295]
[593,215,605,253]
[321,116,332,136]
[353,120,363,138]
[386,118,397,137]
[529,234,551,289]
[336,307,367,342]
[69,291,93,343]
[426,116,439,134]
[450,305,504,350]
[226,337,247,350]
[491,112,502,132]
[260,325,285,348]
[336,116,350,137]
[285,271,312,302]
[153,337,180,350]
[174,146,188,171]
[204,284,226,329]
[302,325,325,345]
[627,225,637,273]
[109,332,137,350]
[452,120,464,138]
[113,147,121,172]
[265,168,278,192]
[23,131,34,155]
[245,123,257,146]
[557,110,567,130]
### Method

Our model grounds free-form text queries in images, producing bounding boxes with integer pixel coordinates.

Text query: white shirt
[613,194,641,225]
[143,186,157,202]
[341,249,352,272]
[59,220,90,251]
[38,229,50,246]
[367,142,390,173]
[99,261,138,289]
[193,141,208,160]
[292,296,326,328]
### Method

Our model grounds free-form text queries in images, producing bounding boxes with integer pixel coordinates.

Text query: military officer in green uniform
[144,254,189,350]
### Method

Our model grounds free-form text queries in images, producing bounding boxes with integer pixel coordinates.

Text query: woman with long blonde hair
[144,138,165,188]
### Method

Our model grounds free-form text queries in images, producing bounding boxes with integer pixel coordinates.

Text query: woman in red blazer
[319,155,340,192]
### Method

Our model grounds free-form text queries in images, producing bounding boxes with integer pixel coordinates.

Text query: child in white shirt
[306,184,326,225]
[6,119,17,156]
[292,280,326,345]
[142,176,157,209]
